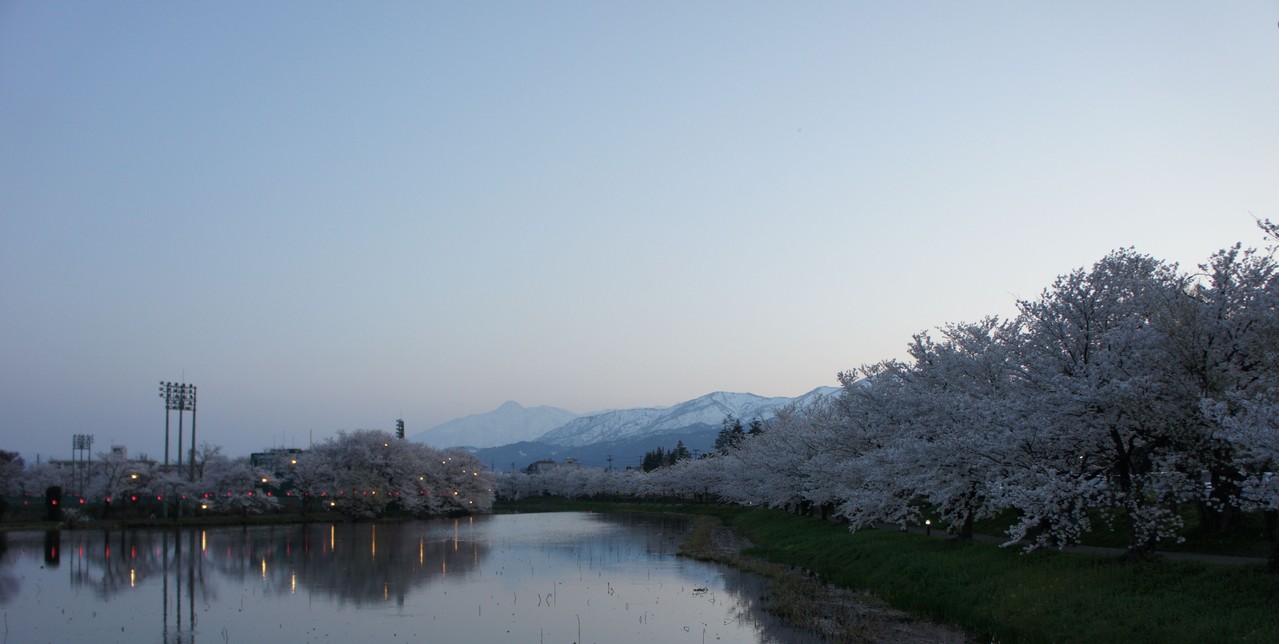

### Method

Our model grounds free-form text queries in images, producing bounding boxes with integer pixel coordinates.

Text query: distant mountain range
[408,401,578,449]
[409,387,840,471]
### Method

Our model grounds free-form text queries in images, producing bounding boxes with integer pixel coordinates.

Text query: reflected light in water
[0,514,823,643]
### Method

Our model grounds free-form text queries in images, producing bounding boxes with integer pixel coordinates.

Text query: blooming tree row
[501,224,1279,567]
[4,430,494,520]
[294,429,494,518]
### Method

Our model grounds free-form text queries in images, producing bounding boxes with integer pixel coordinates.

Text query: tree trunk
[957,511,975,540]
[1265,510,1278,574]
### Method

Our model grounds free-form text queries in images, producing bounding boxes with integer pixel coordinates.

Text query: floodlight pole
[160,381,198,477]
[71,434,93,497]
[160,382,172,467]
[176,386,185,470]
[188,385,197,481]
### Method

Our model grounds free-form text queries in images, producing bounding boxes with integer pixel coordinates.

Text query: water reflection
[0,513,819,643]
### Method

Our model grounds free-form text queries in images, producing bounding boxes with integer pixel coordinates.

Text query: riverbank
[678,512,972,642]
[499,498,1279,643]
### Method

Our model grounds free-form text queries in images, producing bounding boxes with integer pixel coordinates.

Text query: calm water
[0,512,820,643]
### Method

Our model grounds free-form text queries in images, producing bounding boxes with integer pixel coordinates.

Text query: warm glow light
[261,558,267,578]
[129,568,136,588]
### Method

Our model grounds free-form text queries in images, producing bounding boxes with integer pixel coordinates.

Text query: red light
[51,499,58,505]
[130,495,138,502]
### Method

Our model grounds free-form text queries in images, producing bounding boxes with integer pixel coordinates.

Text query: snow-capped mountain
[409,401,578,449]
[536,387,839,448]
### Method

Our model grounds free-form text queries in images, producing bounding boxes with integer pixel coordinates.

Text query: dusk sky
[2,2,1277,462]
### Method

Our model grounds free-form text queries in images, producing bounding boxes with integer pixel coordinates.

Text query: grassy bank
[499,498,1279,643]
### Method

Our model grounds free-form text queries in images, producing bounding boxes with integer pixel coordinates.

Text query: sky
[2,2,1278,462]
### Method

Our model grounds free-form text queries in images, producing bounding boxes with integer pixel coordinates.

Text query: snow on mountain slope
[536,387,839,448]
[408,401,578,449]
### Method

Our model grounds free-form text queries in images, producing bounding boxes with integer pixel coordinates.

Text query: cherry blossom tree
[1010,249,1206,555]
[202,455,278,516]
[883,318,1023,539]
[301,431,494,518]
[1188,237,1279,569]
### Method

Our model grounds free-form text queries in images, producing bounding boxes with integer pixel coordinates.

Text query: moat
[0,512,820,643]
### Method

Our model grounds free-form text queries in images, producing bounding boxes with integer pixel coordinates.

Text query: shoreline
[676,513,974,643]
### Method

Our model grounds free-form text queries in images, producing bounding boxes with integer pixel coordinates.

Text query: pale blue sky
[3,2,1277,461]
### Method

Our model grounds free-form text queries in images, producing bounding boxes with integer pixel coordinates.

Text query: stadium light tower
[160,382,173,466]
[159,381,197,479]
[71,434,93,497]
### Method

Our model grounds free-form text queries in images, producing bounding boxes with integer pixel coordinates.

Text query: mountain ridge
[408,401,578,449]
[413,386,841,469]
[537,388,838,448]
